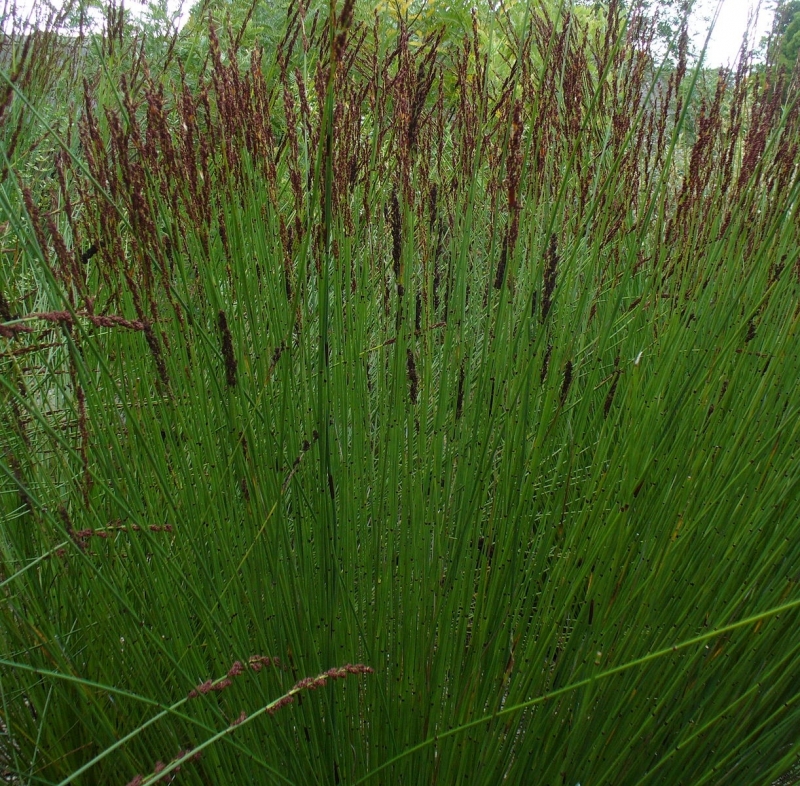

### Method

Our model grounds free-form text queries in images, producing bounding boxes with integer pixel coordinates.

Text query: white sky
[689,0,775,66]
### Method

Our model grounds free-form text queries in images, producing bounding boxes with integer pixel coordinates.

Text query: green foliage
[1,2,800,785]
[183,0,327,58]
[771,0,800,70]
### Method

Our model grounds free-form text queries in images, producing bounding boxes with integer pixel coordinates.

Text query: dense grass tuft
[2,1,800,783]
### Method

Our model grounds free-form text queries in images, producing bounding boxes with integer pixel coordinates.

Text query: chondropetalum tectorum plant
[1,0,800,783]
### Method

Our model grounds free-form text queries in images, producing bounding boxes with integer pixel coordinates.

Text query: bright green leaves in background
[771,0,800,69]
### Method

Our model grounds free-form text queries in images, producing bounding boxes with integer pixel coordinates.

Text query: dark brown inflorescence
[541,234,559,323]
[217,309,238,388]
[406,348,419,404]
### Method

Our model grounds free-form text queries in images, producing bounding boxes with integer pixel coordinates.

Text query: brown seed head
[560,360,573,405]
[406,348,418,404]
[540,343,553,385]
[218,310,238,388]
[541,234,558,322]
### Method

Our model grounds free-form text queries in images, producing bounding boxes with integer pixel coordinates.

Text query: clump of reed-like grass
[1,0,800,783]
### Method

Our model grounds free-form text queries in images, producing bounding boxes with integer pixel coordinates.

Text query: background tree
[769,0,800,70]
